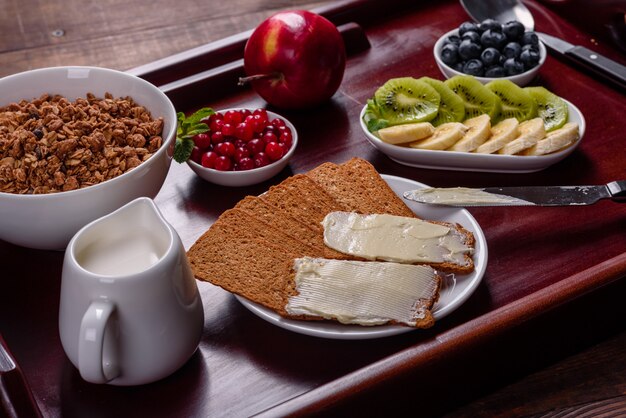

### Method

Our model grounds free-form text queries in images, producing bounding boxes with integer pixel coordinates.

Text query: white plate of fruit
[360,75,585,173]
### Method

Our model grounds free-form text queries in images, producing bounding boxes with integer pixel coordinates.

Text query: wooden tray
[2,0,625,416]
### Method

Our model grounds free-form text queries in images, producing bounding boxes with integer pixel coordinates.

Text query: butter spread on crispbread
[286,257,441,327]
[322,211,474,266]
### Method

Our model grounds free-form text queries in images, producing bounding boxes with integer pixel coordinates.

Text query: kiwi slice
[525,86,569,132]
[444,75,501,122]
[420,77,465,126]
[486,79,538,123]
[373,77,440,125]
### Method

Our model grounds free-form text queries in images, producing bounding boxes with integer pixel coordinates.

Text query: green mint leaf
[174,107,214,162]
[184,124,209,138]
[173,137,195,163]
[176,112,187,136]
[186,108,215,125]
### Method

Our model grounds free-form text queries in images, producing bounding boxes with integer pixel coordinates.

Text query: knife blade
[537,32,626,91]
[403,181,626,207]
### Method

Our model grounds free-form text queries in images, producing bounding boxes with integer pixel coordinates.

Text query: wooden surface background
[1,0,625,417]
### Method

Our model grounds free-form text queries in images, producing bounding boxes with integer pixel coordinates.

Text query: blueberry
[458,21,480,36]
[480,47,501,67]
[461,30,481,43]
[522,31,539,47]
[444,35,461,46]
[453,62,464,72]
[481,29,507,50]
[503,58,525,75]
[502,21,525,40]
[458,39,482,60]
[502,42,522,58]
[441,43,460,66]
[480,19,502,32]
[520,48,541,68]
[521,43,539,53]
[485,65,506,77]
[462,59,485,76]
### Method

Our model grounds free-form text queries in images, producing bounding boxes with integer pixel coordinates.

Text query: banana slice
[475,118,520,154]
[448,114,491,152]
[377,122,435,145]
[409,122,468,150]
[499,117,546,155]
[523,122,579,155]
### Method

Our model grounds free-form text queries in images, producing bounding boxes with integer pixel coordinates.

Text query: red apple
[240,10,346,109]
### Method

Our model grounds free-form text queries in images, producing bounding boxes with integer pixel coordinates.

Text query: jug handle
[78,300,120,384]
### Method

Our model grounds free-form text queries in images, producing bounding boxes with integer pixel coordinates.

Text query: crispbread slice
[235,196,325,252]
[207,208,323,257]
[235,195,350,260]
[188,236,297,316]
[259,174,346,231]
[307,158,417,218]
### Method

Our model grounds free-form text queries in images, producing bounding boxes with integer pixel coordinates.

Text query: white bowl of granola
[0,66,177,250]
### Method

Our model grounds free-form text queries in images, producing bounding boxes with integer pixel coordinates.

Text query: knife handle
[566,46,626,91]
[607,180,626,202]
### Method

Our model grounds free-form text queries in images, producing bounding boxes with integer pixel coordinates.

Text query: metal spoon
[459,0,626,91]
[460,0,535,30]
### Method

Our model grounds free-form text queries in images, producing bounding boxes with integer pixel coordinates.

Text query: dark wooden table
[2,1,626,417]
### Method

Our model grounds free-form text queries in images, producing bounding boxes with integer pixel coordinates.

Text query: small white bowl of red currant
[186,108,297,187]
[434,19,546,86]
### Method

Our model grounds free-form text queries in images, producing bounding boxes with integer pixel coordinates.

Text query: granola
[0,93,164,194]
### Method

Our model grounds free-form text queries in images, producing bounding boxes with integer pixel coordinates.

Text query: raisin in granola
[0,93,164,194]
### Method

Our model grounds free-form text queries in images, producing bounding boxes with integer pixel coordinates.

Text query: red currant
[201,151,219,168]
[221,123,235,137]
[250,114,265,133]
[238,157,255,171]
[271,118,286,128]
[263,125,277,135]
[278,142,290,154]
[224,110,243,125]
[211,131,224,145]
[252,108,268,123]
[215,141,235,158]
[209,118,223,132]
[265,141,284,161]
[262,131,278,144]
[246,138,265,155]
[234,146,250,163]
[234,122,254,142]
[192,110,294,172]
[193,133,211,149]
[214,155,233,171]
[279,130,293,145]
[190,146,204,164]
[253,152,271,168]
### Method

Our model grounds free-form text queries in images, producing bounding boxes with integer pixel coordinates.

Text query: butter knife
[538,32,626,91]
[403,181,626,207]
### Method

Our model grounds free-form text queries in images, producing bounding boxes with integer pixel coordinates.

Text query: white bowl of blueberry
[434,19,546,86]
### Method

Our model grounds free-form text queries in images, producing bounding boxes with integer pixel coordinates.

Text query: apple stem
[238,73,280,86]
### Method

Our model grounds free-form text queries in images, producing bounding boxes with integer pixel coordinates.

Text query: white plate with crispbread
[233,174,488,340]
